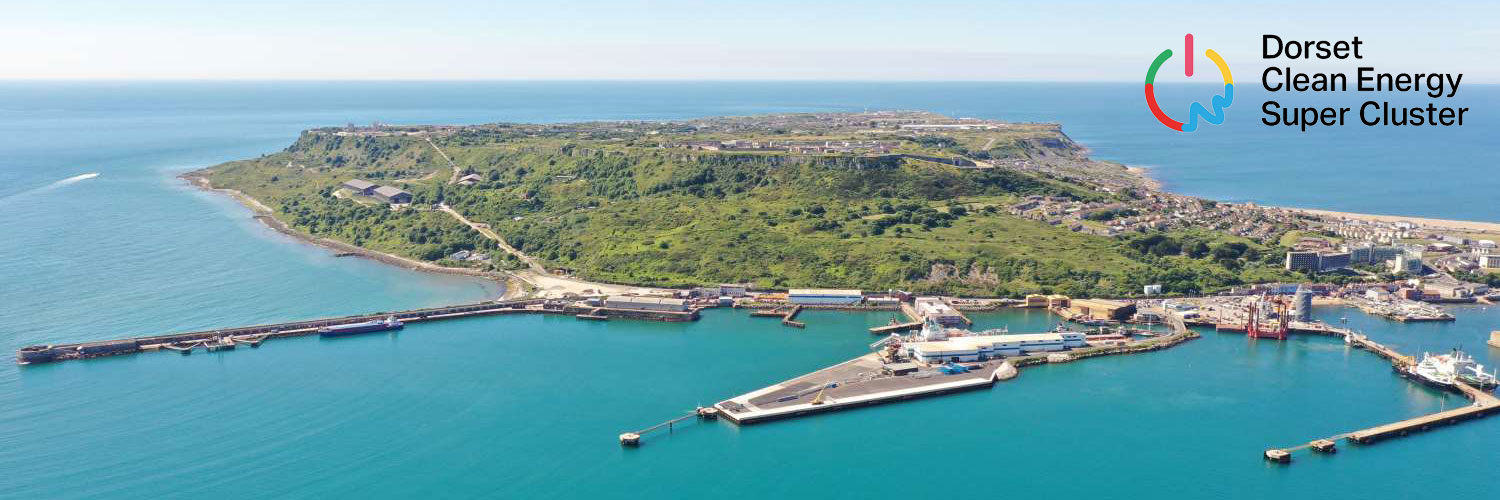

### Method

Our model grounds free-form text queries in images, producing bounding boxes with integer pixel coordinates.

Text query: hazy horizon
[5,0,1497,82]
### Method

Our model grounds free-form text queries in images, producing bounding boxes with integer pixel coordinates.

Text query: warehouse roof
[343,179,377,190]
[788,289,862,296]
[373,185,410,197]
[606,296,686,305]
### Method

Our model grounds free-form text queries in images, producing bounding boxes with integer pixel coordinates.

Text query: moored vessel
[319,316,404,337]
[1401,349,1499,391]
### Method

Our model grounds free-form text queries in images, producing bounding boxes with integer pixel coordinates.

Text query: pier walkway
[1347,381,1497,443]
[1263,331,1493,463]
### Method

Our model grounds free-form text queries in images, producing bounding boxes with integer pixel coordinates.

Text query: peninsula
[186,111,1500,299]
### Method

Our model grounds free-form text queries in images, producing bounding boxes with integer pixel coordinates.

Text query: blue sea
[1,82,1497,499]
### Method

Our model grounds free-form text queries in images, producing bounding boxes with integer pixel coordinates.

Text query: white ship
[1404,349,1499,390]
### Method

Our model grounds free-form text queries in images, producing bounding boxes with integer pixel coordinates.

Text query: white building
[604,296,689,312]
[787,289,863,305]
[905,332,1088,363]
[1478,254,1500,269]
[914,297,966,326]
[1390,250,1425,274]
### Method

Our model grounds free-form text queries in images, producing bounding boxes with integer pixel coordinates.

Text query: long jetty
[1261,329,1495,463]
[16,298,699,365]
[619,407,720,446]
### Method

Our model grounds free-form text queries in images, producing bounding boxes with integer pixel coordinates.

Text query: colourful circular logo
[1145,34,1233,132]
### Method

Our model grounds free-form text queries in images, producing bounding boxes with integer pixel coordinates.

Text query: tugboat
[1402,349,1499,391]
[319,316,404,338]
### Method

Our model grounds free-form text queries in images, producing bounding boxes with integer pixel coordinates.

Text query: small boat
[319,316,403,337]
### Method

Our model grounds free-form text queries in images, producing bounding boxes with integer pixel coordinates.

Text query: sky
[2,0,1497,81]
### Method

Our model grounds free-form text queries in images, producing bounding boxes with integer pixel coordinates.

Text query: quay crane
[1247,295,1289,340]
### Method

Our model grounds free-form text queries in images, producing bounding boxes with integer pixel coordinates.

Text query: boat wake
[0,172,99,206]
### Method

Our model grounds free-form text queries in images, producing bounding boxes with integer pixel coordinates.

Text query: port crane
[1247,295,1289,340]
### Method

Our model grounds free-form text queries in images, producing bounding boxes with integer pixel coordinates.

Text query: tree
[1187,241,1211,258]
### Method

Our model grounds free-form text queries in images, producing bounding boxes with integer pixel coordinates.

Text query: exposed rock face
[992,361,1019,381]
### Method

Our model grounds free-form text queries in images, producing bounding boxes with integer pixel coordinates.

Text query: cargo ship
[1400,349,1499,391]
[319,316,403,337]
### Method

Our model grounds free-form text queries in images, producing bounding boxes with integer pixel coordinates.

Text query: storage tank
[1293,286,1313,322]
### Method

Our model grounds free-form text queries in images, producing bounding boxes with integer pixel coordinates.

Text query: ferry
[319,316,403,337]
[1401,349,1499,391]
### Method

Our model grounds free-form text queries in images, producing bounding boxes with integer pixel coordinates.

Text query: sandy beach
[1276,207,1500,234]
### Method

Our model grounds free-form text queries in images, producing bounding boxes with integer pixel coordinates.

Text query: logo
[1145,34,1233,132]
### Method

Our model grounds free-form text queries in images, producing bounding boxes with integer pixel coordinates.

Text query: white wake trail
[0,172,100,206]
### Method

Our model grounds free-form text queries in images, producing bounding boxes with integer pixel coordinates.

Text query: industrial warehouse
[904,330,1089,363]
[786,289,864,305]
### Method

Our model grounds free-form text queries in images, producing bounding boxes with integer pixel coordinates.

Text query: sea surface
[1,82,1498,499]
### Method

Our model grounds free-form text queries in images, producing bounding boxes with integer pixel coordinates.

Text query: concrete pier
[1264,336,1496,461]
[714,315,1197,426]
[749,305,805,328]
[1347,381,1498,444]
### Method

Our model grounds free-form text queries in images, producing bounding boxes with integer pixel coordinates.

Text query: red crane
[1247,295,1289,340]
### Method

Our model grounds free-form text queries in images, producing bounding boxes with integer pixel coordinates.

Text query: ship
[1400,349,1499,391]
[319,316,403,337]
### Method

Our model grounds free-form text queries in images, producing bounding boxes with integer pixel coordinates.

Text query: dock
[619,407,720,446]
[1262,332,1494,463]
[713,312,1197,426]
[749,305,805,328]
[1348,381,1497,443]
[713,352,1004,425]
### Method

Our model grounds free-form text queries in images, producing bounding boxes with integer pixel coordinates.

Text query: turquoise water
[2,82,1498,498]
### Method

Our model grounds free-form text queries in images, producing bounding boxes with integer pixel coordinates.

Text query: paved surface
[736,353,998,412]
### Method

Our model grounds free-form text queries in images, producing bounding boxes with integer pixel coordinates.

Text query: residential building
[1390,250,1425,274]
[1285,251,1320,271]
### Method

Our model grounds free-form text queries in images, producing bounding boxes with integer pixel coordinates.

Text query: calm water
[1,82,1498,498]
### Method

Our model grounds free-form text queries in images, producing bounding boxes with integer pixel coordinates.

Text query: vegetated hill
[197,118,1295,297]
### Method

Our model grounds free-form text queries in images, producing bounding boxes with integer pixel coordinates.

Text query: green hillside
[195,115,1298,297]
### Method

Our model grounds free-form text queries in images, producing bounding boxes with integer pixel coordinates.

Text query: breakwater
[17,299,701,365]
